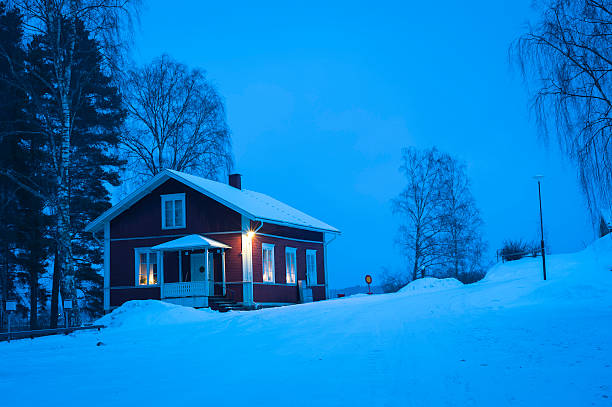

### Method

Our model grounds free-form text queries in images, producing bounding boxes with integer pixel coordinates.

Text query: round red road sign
[365,274,372,284]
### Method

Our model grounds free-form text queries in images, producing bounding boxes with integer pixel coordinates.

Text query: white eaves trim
[85,169,340,234]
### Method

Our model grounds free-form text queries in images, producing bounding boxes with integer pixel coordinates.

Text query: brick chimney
[228,173,242,190]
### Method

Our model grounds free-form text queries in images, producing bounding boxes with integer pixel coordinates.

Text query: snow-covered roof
[151,235,231,251]
[85,169,340,234]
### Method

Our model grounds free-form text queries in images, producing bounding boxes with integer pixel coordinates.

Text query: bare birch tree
[121,54,232,183]
[392,147,447,280]
[438,156,486,279]
[512,0,612,220]
[393,148,487,282]
[0,0,138,326]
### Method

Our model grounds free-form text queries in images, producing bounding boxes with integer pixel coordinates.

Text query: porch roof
[150,234,231,251]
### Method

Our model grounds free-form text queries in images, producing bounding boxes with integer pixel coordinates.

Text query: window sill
[161,226,186,230]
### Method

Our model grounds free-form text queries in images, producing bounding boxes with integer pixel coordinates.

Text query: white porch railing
[162,281,208,299]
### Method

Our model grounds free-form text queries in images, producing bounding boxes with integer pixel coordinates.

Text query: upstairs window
[306,249,317,285]
[285,247,297,284]
[136,249,159,286]
[262,243,275,283]
[161,193,185,229]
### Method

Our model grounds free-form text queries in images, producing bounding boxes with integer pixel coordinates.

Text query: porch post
[205,248,209,296]
[178,250,182,282]
[222,250,226,296]
[159,251,164,299]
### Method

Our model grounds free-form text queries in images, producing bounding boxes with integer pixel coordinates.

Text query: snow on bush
[97,300,214,328]
[398,277,463,294]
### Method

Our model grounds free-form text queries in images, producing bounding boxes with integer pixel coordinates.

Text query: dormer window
[161,193,185,229]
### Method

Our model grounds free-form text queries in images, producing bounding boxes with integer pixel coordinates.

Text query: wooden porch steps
[208,296,252,312]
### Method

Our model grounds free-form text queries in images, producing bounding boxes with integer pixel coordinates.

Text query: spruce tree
[26,18,124,322]
[0,3,51,329]
[0,3,23,325]
[67,20,125,319]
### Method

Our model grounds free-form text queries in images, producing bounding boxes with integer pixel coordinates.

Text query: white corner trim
[323,232,338,300]
[241,216,254,305]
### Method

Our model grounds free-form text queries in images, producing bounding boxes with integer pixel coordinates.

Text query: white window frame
[134,248,161,286]
[161,193,186,230]
[285,247,297,284]
[262,243,275,283]
[306,249,317,286]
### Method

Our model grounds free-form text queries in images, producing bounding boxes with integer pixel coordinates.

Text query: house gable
[86,169,339,234]
[111,178,242,239]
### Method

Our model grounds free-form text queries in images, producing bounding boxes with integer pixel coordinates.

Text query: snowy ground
[1,238,612,406]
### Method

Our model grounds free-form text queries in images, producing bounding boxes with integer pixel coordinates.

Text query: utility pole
[533,175,547,280]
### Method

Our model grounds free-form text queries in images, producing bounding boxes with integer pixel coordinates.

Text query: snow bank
[484,235,612,284]
[4,236,612,407]
[97,300,214,329]
[398,277,463,294]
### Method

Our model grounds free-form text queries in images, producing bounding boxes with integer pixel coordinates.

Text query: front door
[190,253,207,285]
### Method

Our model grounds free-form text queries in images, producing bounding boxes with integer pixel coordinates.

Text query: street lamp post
[533,175,547,280]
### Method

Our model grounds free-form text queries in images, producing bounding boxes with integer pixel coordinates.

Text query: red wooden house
[85,170,340,312]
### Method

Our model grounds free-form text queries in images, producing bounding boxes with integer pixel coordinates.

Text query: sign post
[63,300,73,329]
[365,275,373,295]
[6,301,17,343]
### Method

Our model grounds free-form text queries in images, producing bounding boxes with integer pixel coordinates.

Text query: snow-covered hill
[1,237,611,406]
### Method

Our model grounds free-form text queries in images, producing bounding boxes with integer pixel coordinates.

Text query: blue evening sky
[131,0,593,289]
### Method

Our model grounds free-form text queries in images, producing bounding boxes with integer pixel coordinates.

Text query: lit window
[306,249,317,286]
[136,249,159,286]
[161,193,185,229]
[262,243,275,283]
[285,247,297,284]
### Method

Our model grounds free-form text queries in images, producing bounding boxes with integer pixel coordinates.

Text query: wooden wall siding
[110,287,160,307]
[214,234,243,285]
[110,178,242,239]
[253,221,324,242]
[311,286,326,301]
[254,284,299,303]
[164,251,179,283]
[250,233,325,303]
[110,237,173,286]
[109,233,244,302]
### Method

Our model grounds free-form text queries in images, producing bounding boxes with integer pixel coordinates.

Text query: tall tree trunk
[52,9,78,324]
[50,248,61,328]
[29,268,38,330]
[0,241,7,330]
[412,248,420,281]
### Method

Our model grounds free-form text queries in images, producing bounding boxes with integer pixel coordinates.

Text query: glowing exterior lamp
[247,230,255,239]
